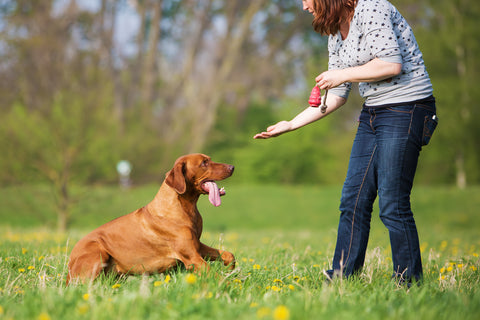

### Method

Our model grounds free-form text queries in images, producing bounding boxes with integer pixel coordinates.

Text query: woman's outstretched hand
[253,121,292,139]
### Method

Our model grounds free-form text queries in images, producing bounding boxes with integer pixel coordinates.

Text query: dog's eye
[201,160,209,167]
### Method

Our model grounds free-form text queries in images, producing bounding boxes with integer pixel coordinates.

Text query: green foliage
[0,89,120,185]
[0,0,479,190]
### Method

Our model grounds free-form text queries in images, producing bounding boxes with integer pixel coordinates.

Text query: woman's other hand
[253,121,293,139]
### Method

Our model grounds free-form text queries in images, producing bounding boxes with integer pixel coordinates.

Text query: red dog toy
[308,85,322,107]
[308,85,328,113]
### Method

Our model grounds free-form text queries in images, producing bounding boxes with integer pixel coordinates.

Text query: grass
[0,184,479,319]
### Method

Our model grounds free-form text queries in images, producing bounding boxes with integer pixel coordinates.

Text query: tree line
[0,0,479,230]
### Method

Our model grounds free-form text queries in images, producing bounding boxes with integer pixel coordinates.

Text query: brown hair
[311,0,357,35]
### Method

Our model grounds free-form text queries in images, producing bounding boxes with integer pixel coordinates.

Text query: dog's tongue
[203,181,221,207]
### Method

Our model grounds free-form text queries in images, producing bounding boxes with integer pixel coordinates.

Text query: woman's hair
[311,0,357,35]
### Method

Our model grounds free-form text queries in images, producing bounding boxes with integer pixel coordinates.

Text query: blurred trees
[0,0,479,229]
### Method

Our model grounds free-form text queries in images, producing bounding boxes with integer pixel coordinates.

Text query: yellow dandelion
[206,291,213,299]
[273,279,283,284]
[38,312,51,320]
[22,248,28,255]
[473,253,479,258]
[165,275,171,283]
[440,267,445,273]
[257,307,271,318]
[38,256,45,261]
[111,284,121,289]
[250,302,258,308]
[470,266,477,271]
[288,284,295,291]
[154,281,162,287]
[273,305,290,320]
[185,273,197,285]
[253,264,261,270]
[83,293,90,301]
[447,266,453,272]
[0,305,4,315]
[18,268,26,273]
[77,304,89,315]
[271,285,281,292]
[313,264,320,268]
[457,264,463,269]
[28,266,35,270]
[440,241,448,250]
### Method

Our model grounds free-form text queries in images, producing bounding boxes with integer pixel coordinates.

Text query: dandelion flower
[257,307,271,318]
[447,266,453,272]
[253,264,261,270]
[165,275,171,283]
[28,266,35,270]
[250,302,258,308]
[154,281,162,287]
[18,268,26,273]
[470,266,477,271]
[271,285,281,292]
[38,312,51,320]
[273,305,290,320]
[22,248,28,255]
[111,284,121,289]
[185,273,197,285]
[288,284,295,291]
[0,306,4,315]
[83,293,90,301]
[77,304,89,315]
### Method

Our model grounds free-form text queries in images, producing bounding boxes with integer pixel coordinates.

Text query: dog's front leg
[199,243,235,270]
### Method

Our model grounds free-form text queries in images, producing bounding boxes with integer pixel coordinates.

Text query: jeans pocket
[422,114,438,146]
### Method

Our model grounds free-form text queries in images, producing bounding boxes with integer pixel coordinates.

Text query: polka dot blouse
[327,0,433,106]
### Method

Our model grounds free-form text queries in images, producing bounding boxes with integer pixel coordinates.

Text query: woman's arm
[253,93,346,139]
[315,58,402,90]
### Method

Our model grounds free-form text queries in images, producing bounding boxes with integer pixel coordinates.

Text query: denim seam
[345,144,377,268]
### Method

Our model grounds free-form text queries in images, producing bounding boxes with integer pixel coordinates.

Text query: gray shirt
[328,0,433,106]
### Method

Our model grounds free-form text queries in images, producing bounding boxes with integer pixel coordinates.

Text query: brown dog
[66,153,235,284]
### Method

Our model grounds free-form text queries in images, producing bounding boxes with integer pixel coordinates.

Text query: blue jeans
[327,100,437,282]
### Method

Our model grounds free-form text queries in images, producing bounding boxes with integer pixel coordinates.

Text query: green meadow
[1,184,479,319]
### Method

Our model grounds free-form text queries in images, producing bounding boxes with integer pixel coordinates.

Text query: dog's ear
[165,160,186,194]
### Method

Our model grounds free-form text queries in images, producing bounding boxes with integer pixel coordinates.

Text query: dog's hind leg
[67,242,111,285]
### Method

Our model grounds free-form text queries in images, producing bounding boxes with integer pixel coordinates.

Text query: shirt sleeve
[327,35,352,99]
[362,0,402,64]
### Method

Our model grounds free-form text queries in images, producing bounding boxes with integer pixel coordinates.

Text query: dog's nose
[228,165,235,173]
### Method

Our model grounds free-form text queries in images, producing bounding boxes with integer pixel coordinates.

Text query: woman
[254,0,437,284]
